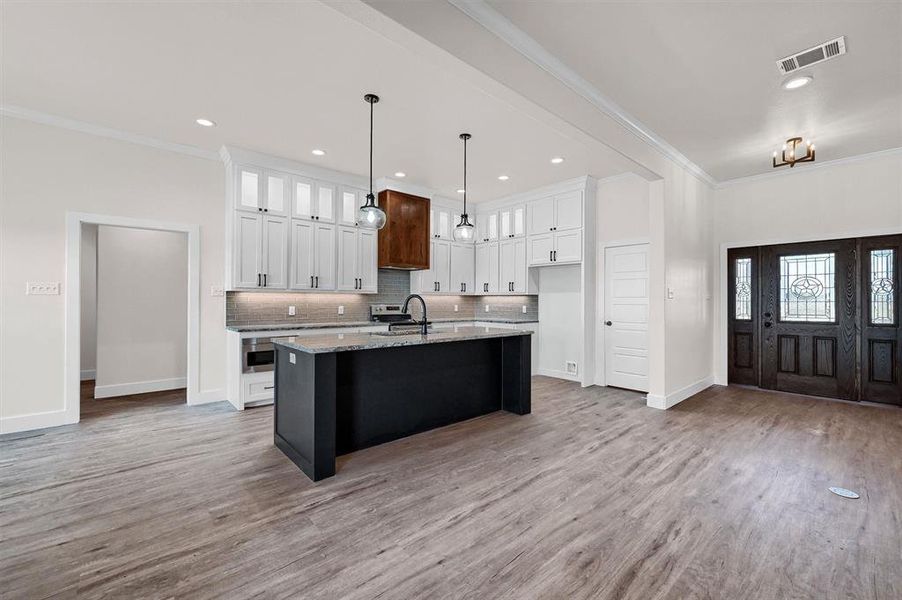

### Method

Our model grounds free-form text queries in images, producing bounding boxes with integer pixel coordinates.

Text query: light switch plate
[338,305,344,315]
[667,288,675,299]
[210,285,224,297]
[288,305,296,316]
[26,282,60,295]
[521,305,527,314]
[289,353,296,364]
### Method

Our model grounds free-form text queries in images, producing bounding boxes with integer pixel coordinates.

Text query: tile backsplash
[226,269,538,325]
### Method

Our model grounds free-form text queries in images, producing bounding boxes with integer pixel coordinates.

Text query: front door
[727,234,902,405]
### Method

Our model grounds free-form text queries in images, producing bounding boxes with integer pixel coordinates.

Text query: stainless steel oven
[242,337,275,373]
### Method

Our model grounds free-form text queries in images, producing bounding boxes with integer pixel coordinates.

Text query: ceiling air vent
[776,36,846,74]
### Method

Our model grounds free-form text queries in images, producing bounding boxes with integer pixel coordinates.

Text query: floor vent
[776,36,846,74]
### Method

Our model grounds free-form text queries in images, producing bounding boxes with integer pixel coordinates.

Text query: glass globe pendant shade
[453,214,475,243]
[357,193,386,229]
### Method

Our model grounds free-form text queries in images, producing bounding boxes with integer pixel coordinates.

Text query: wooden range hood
[377,189,430,270]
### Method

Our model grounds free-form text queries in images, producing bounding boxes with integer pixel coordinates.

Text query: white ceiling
[0,1,632,202]
[484,0,902,181]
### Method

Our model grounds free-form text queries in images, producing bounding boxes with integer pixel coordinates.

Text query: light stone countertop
[226,317,538,333]
[272,326,531,354]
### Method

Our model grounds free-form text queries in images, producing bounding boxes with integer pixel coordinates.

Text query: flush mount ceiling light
[498,175,510,181]
[783,74,813,90]
[394,172,406,178]
[452,133,476,243]
[357,94,387,230]
[195,118,215,127]
[311,149,326,156]
[773,137,815,168]
[550,156,564,164]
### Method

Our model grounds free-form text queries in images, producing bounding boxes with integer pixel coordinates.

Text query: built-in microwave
[242,337,275,373]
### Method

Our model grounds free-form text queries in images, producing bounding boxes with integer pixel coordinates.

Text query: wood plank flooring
[2,378,901,599]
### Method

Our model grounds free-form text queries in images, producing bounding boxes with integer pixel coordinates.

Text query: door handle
[605,321,612,326]
[764,312,772,318]
[764,322,773,328]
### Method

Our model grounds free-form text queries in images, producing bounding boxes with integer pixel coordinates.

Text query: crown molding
[715,146,902,189]
[1,104,219,161]
[448,0,717,187]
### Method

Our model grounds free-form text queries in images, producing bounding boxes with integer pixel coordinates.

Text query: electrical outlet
[667,287,675,299]
[566,361,578,375]
[338,305,344,315]
[454,304,458,312]
[289,353,296,364]
[288,305,296,316]
[521,305,527,314]
[484,304,490,312]
[26,282,60,295]
[210,285,224,297]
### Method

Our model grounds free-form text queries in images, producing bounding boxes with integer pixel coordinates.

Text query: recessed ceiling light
[782,75,813,90]
[195,118,215,127]
[394,172,406,178]
[498,175,510,181]
[311,149,326,156]
[457,189,466,194]
[550,156,564,164]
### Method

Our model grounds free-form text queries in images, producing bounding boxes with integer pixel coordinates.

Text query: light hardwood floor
[2,378,901,599]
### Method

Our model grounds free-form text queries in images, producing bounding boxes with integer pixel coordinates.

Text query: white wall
[79,224,98,379]
[94,226,188,398]
[594,173,651,385]
[712,151,902,384]
[536,264,582,380]
[0,117,225,432]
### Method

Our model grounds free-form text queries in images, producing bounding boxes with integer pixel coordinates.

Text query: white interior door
[604,243,649,392]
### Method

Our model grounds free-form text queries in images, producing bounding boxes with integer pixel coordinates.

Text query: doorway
[603,243,650,392]
[727,234,901,404]
[64,213,201,426]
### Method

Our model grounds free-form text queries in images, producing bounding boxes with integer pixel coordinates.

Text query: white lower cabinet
[528,230,582,266]
[234,213,288,289]
[337,226,377,292]
[475,242,500,294]
[500,238,527,293]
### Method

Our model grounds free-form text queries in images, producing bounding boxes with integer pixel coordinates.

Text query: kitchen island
[272,326,532,481]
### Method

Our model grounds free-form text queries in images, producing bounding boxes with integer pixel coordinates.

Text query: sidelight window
[870,249,895,325]
[779,253,835,322]
[734,258,752,320]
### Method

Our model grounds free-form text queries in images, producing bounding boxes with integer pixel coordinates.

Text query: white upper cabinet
[264,172,289,216]
[528,191,583,235]
[237,167,262,212]
[337,225,377,292]
[431,207,452,240]
[261,215,288,289]
[500,238,527,293]
[235,212,262,288]
[450,243,475,294]
[475,242,500,294]
[527,230,582,266]
[293,177,314,220]
[429,240,451,293]
[554,190,583,231]
[317,183,336,223]
[290,220,336,290]
[339,186,365,226]
[476,211,499,243]
[528,233,555,266]
[313,223,336,290]
[500,204,526,239]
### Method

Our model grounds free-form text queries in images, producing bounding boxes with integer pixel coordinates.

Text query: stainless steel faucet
[401,294,428,335]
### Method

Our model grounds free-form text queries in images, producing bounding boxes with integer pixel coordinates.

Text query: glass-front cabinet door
[264,172,289,216]
[237,167,262,212]
[292,176,315,220]
[339,187,365,226]
[317,183,336,223]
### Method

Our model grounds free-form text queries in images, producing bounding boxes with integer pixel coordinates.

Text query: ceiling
[0,1,632,202]
[481,0,902,181]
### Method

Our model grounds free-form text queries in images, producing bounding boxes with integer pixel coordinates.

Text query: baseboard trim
[80,369,96,381]
[1,409,75,435]
[536,368,580,382]
[646,376,714,410]
[94,377,187,399]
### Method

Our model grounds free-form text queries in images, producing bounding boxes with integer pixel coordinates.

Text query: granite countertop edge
[272,326,532,354]
[226,317,538,332]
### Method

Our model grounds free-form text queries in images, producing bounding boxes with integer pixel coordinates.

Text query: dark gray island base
[272,327,531,481]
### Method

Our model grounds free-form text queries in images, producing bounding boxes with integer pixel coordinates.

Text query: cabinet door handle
[258,207,263,212]
[315,276,318,288]
[310,275,314,288]
[257,273,261,287]
[549,250,552,262]
[263,273,267,287]
[264,208,268,213]
[553,250,557,262]
[463,283,466,293]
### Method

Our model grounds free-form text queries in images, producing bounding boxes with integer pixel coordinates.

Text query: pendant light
[358,93,387,229]
[452,133,475,243]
